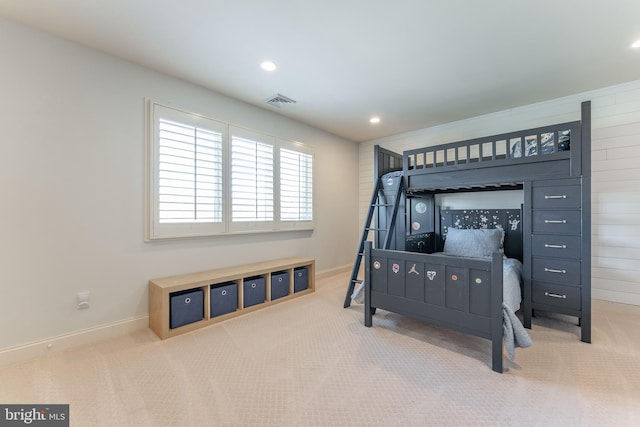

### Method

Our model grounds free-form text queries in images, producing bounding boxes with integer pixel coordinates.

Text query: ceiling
[1,0,640,142]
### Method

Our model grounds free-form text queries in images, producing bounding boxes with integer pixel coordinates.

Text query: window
[147,101,313,240]
[149,103,226,239]
[229,127,275,232]
[157,119,223,224]
[280,147,313,222]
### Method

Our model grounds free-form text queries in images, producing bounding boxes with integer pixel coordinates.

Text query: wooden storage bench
[149,257,315,339]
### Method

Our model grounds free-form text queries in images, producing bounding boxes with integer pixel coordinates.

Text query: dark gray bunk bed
[355,101,591,373]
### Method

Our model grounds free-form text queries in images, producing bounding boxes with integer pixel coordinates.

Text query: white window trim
[146,100,314,240]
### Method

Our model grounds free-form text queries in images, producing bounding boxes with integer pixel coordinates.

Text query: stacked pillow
[443,228,504,258]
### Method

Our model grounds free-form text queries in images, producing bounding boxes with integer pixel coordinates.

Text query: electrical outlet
[77,291,90,309]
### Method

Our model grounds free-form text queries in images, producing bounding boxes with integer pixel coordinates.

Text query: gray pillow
[443,228,504,258]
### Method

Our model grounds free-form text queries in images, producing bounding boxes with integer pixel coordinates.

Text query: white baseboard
[592,289,640,307]
[0,315,149,368]
[0,264,352,368]
[316,264,350,280]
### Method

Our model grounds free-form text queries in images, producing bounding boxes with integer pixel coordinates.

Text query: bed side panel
[387,257,406,297]
[445,266,469,312]
[470,268,491,316]
[405,260,425,301]
[370,254,387,293]
[424,262,445,305]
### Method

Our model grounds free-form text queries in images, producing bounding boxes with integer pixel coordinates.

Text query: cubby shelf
[149,257,315,339]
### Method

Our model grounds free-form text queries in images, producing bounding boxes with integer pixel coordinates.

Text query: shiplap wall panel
[595,289,639,303]
[592,256,640,271]
[592,191,640,207]
[593,169,640,181]
[592,180,640,192]
[594,225,640,240]
[607,145,640,159]
[593,245,640,259]
[593,213,640,225]
[593,121,640,139]
[593,157,640,171]
[592,232,640,248]
[359,79,640,306]
[593,276,640,295]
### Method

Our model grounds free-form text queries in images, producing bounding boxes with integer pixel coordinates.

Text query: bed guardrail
[403,121,581,178]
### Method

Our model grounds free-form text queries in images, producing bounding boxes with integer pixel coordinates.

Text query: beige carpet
[1,271,639,426]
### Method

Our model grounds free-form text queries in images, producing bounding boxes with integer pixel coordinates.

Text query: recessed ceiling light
[260,61,277,71]
[369,116,381,124]
[631,40,640,48]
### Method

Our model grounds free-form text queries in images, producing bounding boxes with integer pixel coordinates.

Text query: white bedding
[502,257,523,313]
[501,257,532,360]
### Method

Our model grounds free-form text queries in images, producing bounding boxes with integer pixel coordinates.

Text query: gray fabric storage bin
[270,271,290,300]
[210,282,238,317]
[243,276,266,308]
[294,267,308,293]
[170,288,204,329]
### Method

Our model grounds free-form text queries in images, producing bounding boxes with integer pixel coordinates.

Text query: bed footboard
[363,242,504,373]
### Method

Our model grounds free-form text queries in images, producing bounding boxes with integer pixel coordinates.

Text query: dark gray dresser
[524,177,591,342]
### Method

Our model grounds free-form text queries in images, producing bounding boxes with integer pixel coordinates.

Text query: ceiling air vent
[264,93,297,108]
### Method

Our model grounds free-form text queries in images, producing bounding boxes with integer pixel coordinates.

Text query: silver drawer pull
[545,292,567,299]
[544,268,567,274]
[544,219,567,224]
[544,195,567,199]
[544,244,567,249]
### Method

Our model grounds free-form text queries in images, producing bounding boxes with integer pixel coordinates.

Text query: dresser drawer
[533,185,581,209]
[532,235,581,259]
[532,258,580,285]
[532,282,581,311]
[532,210,581,235]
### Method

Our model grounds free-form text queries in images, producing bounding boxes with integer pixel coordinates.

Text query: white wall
[0,19,359,352]
[360,82,640,306]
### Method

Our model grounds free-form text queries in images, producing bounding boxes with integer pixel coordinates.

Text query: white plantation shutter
[149,103,226,239]
[231,131,274,222]
[158,119,223,223]
[280,148,313,221]
[147,102,313,239]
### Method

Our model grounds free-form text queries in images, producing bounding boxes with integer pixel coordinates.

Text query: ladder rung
[346,173,405,309]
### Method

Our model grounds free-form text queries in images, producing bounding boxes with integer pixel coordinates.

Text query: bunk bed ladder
[343,175,405,308]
